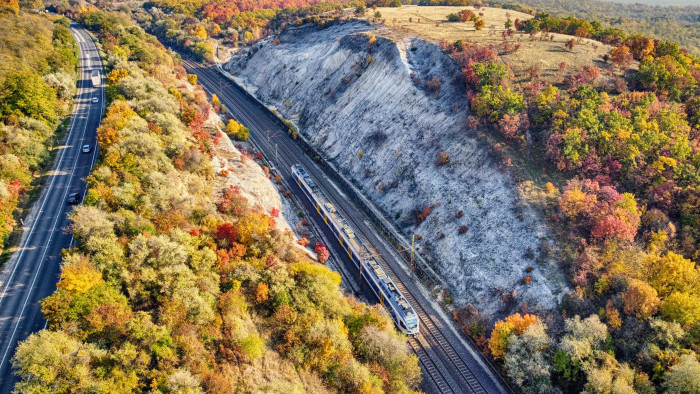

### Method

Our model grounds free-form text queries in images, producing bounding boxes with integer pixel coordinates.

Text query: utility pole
[410,233,415,279]
[275,143,278,161]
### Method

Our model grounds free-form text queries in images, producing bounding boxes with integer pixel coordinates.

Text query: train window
[399,320,406,329]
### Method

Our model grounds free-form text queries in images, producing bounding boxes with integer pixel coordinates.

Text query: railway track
[182,58,510,394]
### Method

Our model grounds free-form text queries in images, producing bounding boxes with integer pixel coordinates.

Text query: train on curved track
[292,164,419,335]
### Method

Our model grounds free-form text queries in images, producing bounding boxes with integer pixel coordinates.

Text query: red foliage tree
[591,214,637,243]
[216,223,238,245]
[314,242,329,264]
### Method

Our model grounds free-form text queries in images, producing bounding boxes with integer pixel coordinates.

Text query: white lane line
[0,27,86,302]
[0,29,96,372]
[69,31,105,249]
[49,28,106,330]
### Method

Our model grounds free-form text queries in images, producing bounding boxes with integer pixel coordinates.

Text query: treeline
[135,0,362,62]
[412,0,533,14]
[444,7,700,393]
[519,13,628,45]
[508,0,700,56]
[0,8,78,253]
[12,9,421,393]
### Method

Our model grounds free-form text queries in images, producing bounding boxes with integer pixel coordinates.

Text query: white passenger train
[291,164,419,335]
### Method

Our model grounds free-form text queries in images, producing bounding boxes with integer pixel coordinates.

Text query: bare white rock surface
[225,21,567,315]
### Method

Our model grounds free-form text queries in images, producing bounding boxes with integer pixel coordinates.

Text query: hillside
[10,0,700,392]
[0,10,78,258]
[225,21,567,316]
[222,4,700,392]
[373,5,612,86]
[12,10,421,393]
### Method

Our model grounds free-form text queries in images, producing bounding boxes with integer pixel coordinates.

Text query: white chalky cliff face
[225,21,568,315]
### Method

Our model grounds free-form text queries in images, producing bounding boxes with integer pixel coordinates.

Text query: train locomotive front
[291,164,419,335]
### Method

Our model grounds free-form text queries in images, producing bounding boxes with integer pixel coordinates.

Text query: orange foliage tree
[97,101,137,148]
[255,282,269,303]
[489,313,539,359]
[623,279,660,320]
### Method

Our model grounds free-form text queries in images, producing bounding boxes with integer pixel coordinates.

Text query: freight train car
[292,164,419,335]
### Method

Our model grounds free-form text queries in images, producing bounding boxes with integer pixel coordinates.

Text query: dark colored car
[67,193,80,205]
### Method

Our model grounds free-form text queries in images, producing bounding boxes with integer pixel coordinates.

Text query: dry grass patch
[363,6,613,87]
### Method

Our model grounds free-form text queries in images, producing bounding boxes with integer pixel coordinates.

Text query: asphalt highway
[183,58,511,394]
[0,24,103,389]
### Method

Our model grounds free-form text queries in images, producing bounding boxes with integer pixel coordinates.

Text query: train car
[291,164,419,335]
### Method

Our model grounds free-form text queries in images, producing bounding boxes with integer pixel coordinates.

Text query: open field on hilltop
[364,6,613,86]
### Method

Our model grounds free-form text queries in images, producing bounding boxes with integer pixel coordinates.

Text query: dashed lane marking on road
[0,28,100,373]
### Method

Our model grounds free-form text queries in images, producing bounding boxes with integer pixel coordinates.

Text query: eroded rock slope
[225,21,567,315]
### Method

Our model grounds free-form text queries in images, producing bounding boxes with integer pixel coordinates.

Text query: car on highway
[92,97,99,103]
[66,193,81,205]
[82,145,91,153]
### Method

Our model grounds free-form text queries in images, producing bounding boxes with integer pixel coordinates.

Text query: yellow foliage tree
[368,34,377,46]
[290,261,342,287]
[211,93,220,108]
[643,251,700,297]
[107,69,129,86]
[101,101,137,131]
[236,211,271,245]
[605,300,622,329]
[0,0,19,14]
[489,313,539,359]
[226,119,249,141]
[187,73,197,86]
[559,186,596,220]
[57,259,104,294]
[660,292,700,327]
[193,24,207,39]
[244,31,255,43]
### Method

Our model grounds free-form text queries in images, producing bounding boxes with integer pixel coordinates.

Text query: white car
[82,145,91,153]
[92,97,99,103]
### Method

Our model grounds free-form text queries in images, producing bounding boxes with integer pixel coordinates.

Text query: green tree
[12,330,106,392]
[660,291,700,327]
[637,55,696,102]
[663,355,700,393]
[0,70,57,123]
[194,41,214,62]
[504,322,553,393]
